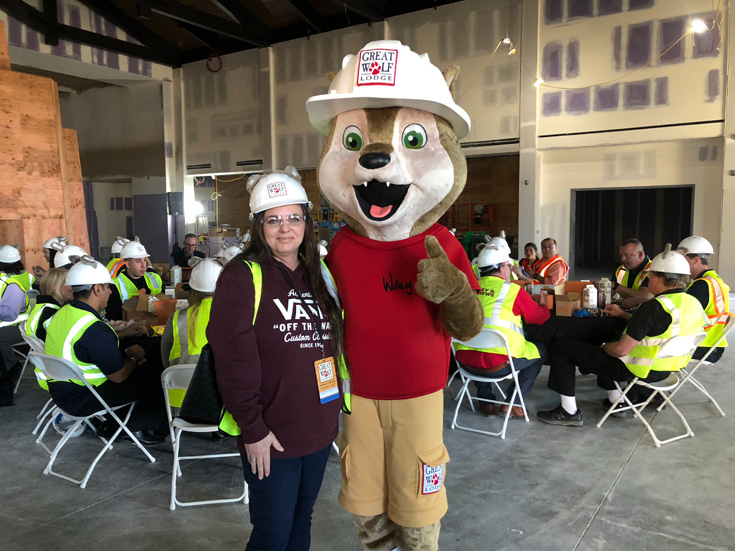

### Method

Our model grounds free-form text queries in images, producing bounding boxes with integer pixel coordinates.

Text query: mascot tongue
[370,205,393,218]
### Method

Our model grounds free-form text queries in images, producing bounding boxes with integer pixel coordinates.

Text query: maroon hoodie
[207,258,341,458]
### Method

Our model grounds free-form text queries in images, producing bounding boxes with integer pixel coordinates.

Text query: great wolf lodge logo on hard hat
[356,48,398,86]
[267,181,287,198]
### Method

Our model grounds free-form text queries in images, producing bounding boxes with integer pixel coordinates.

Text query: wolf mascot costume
[306,40,484,551]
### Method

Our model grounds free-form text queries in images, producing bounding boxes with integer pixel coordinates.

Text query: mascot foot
[353,513,400,551]
[399,521,441,551]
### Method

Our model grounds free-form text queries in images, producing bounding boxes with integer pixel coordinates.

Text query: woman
[26,268,73,342]
[208,167,345,551]
[520,242,539,275]
[0,245,31,379]
[161,257,225,367]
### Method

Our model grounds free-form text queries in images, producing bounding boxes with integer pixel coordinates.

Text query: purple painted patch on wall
[165,142,174,159]
[594,85,619,111]
[693,13,720,58]
[629,0,654,10]
[698,147,708,162]
[542,92,563,116]
[654,78,668,105]
[568,0,593,19]
[624,80,650,109]
[627,22,652,69]
[707,69,720,102]
[613,27,622,71]
[566,90,590,114]
[567,41,579,78]
[598,0,622,16]
[660,18,685,63]
[542,42,563,81]
[545,0,563,24]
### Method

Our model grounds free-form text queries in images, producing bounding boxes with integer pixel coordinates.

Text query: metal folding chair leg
[662,365,726,417]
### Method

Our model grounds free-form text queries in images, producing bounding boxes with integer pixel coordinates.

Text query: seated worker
[0,244,35,292]
[26,268,73,342]
[52,244,89,269]
[525,238,569,285]
[161,257,225,367]
[454,244,549,418]
[106,236,130,278]
[0,246,30,380]
[106,239,163,320]
[32,236,67,279]
[520,242,539,275]
[613,238,653,309]
[45,259,166,445]
[537,245,708,426]
[677,235,729,362]
[170,233,205,268]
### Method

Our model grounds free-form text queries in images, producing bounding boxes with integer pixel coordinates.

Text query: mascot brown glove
[416,235,483,341]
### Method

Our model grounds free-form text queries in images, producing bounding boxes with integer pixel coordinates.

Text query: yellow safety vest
[217,259,348,437]
[106,258,126,279]
[170,297,212,365]
[26,301,60,391]
[615,259,651,290]
[9,271,34,292]
[0,274,29,328]
[453,276,540,360]
[691,270,730,349]
[622,293,707,378]
[45,304,118,387]
[114,271,163,301]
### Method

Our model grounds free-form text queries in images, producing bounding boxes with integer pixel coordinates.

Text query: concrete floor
[2,355,734,551]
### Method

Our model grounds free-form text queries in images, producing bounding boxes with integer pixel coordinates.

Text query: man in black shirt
[171,233,205,268]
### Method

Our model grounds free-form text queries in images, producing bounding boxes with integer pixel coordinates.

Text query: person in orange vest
[526,238,569,285]
[613,238,653,309]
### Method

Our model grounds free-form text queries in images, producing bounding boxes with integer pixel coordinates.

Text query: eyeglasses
[262,214,306,228]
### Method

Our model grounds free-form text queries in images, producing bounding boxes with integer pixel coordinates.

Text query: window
[627,22,652,69]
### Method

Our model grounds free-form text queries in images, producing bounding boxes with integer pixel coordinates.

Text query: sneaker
[536,405,583,426]
[52,413,85,438]
[602,398,629,418]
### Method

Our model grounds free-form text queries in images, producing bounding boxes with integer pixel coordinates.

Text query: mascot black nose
[359,153,391,169]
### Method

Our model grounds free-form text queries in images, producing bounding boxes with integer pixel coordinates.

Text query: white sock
[560,395,577,415]
[608,389,622,403]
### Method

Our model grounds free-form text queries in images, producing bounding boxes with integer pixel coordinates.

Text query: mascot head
[306,40,470,242]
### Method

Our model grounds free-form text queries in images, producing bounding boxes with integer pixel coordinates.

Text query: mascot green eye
[401,124,427,149]
[343,126,363,151]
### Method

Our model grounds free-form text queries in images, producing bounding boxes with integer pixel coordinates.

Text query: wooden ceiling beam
[210,0,266,28]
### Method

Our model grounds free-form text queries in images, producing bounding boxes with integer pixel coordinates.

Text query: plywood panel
[61,129,90,252]
[22,219,67,270]
[0,21,9,72]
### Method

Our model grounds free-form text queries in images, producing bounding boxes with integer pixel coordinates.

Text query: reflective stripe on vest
[453,276,540,361]
[26,302,60,339]
[697,271,730,348]
[114,271,163,301]
[169,297,212,365]
[45,305,117,386]
[535,255,569,281]
[107,258,126,279]
[621,293,707,378]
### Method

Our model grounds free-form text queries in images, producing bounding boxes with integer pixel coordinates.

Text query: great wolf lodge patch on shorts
[267,181,287,198]
[356,49,398,86]
[421,463,444,495]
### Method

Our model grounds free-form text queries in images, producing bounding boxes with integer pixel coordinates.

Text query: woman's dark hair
[0,260,25,275]
[229,205,345,359]
[524,242,538,253]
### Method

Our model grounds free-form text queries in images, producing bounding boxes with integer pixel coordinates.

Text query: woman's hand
[245,431,284,480]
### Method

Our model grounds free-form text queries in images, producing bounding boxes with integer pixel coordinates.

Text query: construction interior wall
[0,20,89,269]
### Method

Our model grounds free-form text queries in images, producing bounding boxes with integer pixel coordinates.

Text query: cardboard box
[556,292,580,317]
[531,284,565,296]
[121,289,176,326]
[563,280,594,295]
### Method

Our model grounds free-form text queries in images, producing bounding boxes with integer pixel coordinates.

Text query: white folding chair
[18,332,59,437]
[162,365,248,510]
[449,327,529,439]
[597,332,707,447]
[661,315,734,417]
[30,352,156,487]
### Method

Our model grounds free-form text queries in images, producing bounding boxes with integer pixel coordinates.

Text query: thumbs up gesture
[416,235,465,304]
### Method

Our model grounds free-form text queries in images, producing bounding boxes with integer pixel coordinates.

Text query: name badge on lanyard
[314,356,339,404]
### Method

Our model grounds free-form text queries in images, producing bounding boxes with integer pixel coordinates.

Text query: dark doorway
[571,186,693,279]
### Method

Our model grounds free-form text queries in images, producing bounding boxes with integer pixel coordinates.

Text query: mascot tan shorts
[337,390,449,528]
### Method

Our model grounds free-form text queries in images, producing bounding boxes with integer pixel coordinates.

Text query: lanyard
[277,263,325,358]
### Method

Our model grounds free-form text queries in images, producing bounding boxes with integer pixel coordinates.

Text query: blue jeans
[470,342,547,406]
[241,444,332,551]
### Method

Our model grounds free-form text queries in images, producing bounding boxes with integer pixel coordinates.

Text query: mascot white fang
[307,40,484,551]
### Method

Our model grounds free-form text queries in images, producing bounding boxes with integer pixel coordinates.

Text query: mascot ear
[442,65,460,100]
[284,165,302,182]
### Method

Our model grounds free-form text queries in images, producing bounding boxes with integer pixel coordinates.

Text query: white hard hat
[477,244,511,269]
[306,40,471,139]
[110,236,130,255]
[65,257,114,286]
[489,231,511,256]
[42,236,67,249]
[247,166,312,219]
[53,245,89,268]
[120,238,149,259]
[319,243,328,258]
[188,258,224,293]
[676,236,714,256]
[242,230,251,244]
[648,244,690,275]
[214,243,245,262]
[0,245,21,263]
